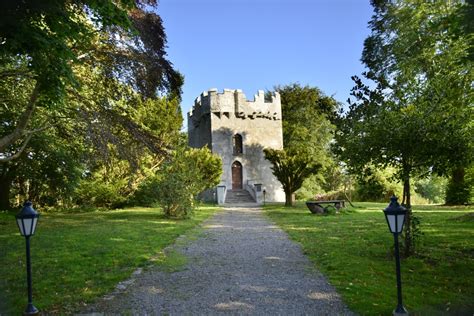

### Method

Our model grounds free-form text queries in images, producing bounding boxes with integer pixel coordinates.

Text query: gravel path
[81,204,353,315]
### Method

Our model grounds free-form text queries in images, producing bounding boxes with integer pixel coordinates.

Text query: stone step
[225,190,255,204]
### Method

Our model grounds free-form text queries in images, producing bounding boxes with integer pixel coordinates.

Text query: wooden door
[232,161,243,190]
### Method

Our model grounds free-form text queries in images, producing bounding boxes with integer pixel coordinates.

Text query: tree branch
[0,134,33,163]
[0,69,32,79]
[0,82,40,153]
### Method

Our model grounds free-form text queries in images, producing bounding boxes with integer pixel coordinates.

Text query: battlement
[188,88,281,124]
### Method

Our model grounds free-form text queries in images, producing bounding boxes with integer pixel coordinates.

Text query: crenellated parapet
[187,87,285,203]
[188,89,281,127]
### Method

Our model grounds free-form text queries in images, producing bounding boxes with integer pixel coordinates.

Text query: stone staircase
[225,189,256,204]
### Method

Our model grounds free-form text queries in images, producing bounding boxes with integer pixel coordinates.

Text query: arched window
[233,134,243,155]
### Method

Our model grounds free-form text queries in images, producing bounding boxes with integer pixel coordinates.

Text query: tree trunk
[402,176,413,257]
[403,177,411,209]
[284,189,294,207]
[445,167,470,205]
[0,174,12,210]
[0,83,39,155]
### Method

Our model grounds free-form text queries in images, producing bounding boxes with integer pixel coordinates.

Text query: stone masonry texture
[188,89,285,202]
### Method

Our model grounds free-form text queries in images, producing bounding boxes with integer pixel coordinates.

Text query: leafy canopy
[264,84,338,206]
[0,1,184,209]
[0,0,183,162]
[334,0,473,255]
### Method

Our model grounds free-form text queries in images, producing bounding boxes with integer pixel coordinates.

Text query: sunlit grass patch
[151,249,188,273]
[0,205,220,314]
[264,202,474,315]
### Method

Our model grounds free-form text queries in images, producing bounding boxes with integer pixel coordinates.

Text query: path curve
[81,205,353,315]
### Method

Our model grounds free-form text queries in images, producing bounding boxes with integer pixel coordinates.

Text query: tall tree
[264,84,338,206]
[264,148,322,206]
[0,1,184,208]
[363,0,473,205]
[334,0,473,256]
[71,95,183,209]
[0,0,183,162]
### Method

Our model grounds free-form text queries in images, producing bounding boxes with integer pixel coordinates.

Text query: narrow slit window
[233,134,243,155]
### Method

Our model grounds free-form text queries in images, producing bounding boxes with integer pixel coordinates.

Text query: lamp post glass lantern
[16,201,40,315]
[384,196,407,234]
[383,196,408,316]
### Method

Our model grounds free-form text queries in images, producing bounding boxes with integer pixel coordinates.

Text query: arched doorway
[231,161,243,190]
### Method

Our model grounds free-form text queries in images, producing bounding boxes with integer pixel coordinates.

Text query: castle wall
[188,112,211,149]
[188,89,285,203]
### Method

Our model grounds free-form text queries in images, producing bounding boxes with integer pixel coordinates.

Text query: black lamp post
[263,189,266,206]
[383,196,409,316]
[16,201,40,315]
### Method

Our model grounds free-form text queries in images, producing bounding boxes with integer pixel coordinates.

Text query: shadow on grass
[264,202,474,316]
[0,205,221,315]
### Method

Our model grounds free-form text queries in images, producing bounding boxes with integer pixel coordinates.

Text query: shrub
[134,147,222,218]
[295,174,324,200]
[354,166,402,202]
[414,176,447,204]
[314,190,347,201]
[74,177,128,209]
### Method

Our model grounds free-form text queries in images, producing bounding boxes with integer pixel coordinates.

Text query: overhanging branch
[0,134,33,163]
[0,82,40,152]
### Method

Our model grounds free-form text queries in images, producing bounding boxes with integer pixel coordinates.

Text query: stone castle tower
[188,88,285,203]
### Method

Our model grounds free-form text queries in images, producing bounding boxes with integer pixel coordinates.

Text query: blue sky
[158,0,373,121]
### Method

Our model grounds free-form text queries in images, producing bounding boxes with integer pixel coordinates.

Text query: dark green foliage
[277,83,337,151]
[296,158,349,201]
[134,147,222,218]
[73,171,129,209]
[414,176,447,204]
[0,1,184,208]
[445,166,473,205]
[355,178,385,202]
[0,101,85,209]
[0,1,183,158]
[132,177,163,207]
[59,94,182,210]
[319,159,345,193]
[400,213,423,257]
[11,135,83,206]
[335,0,473,255]
[264,148,321,206]
[265,84,338,206]
[0,0,181,101]
[353,167,401,202]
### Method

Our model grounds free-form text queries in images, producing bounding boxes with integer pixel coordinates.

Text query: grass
[0,205,220,314]
[264,202,474,316]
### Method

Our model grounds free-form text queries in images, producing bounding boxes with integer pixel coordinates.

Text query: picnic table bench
[305,200,346,214]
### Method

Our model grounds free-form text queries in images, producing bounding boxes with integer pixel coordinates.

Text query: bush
[295,159,353,201]
[314,190,347,201]
[354,167,402,202]
[134,147,222,218]
[295,174,324,200]
[130,175,162,207]
[414,176,447,204]
[74,177,128,209]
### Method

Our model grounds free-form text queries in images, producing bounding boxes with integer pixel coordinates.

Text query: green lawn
[264,202,474,316]
[0,205,220,314]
